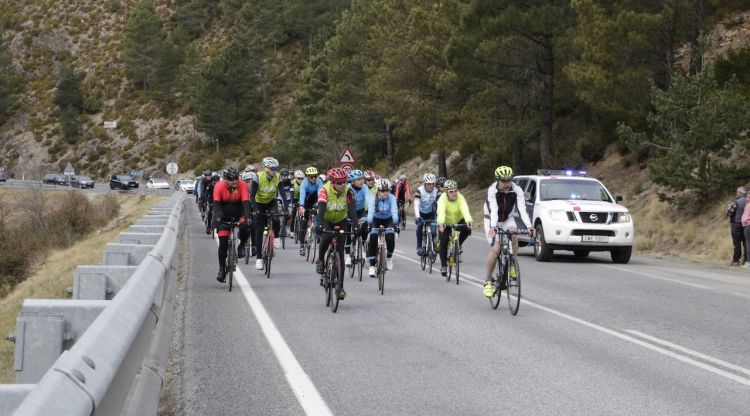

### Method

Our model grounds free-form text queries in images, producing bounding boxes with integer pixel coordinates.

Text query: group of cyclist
[195,160,535,302]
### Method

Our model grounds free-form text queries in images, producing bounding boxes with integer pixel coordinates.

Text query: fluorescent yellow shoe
[509,266,517,280]
[483,281,495,297]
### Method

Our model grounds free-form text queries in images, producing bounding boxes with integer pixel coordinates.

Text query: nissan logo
[589,214,598,222]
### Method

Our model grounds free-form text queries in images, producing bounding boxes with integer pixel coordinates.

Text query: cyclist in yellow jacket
[436,179,473,276]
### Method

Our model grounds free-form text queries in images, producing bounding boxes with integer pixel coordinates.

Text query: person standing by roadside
[727,186,747,266]
[740,188,750,270]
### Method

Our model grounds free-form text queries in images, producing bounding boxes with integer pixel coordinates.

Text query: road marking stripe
[391,251,750,387]
[214,236,333,416]
[625,330,750,377]
[600,264,710,289]
[732,292,750,300]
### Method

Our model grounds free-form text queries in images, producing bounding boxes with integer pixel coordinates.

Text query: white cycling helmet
[376,178,392,191]
[423,173,436,184]
[294,170,305,180]
[241,171,258,182]
[262,157,279,168]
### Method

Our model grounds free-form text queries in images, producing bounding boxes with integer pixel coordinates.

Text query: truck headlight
[618,213,632,223]
[549,210,568,221]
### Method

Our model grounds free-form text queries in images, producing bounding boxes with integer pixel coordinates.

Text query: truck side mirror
[524,192,532,201]
[615,195,623,203]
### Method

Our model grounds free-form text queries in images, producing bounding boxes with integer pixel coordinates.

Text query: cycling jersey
[351,184,371,213]
[299,177,324,205]
[213,180,251,220]
[485,182,531,229]
[318,182,353,224]
[368,193,399,224]
[292,180,302,201]
[414,185,438,217]
[395,181,411,201]
[254,171,280,204]
[437,192,472,225]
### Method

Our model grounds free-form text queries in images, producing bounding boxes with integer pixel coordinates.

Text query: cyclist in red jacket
[212,167,251,283]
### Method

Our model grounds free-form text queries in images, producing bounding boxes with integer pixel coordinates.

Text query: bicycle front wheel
[280,217,286,249]
[378,244,387,295]
[349,237,357,278]
[265,236,274,278]
[228,242,236,292]
[330,252,340,313]
[323,253,333,307]
[507,256,521,315]
[490,260,504,309]
[244,243,250,265]
[455,246,460,285]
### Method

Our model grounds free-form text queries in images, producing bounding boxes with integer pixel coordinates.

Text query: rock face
[705,11,750,62]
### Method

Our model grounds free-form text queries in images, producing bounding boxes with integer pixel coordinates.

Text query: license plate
[582,235,608,243]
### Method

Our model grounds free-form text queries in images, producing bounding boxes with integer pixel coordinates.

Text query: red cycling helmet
[327,168,348,183]
[364,170,376,180]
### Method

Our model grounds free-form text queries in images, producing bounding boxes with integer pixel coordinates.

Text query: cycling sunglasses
[332,180,347,185]
[269,167,278,172]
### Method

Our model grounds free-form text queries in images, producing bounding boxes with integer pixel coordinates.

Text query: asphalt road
[171,202,750,416]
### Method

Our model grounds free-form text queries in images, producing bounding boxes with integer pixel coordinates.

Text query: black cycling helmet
[436,176,447,187]
[280,168,289,177]
[211,173,220,181]
[223,166,239,180]
[202,170,211,176]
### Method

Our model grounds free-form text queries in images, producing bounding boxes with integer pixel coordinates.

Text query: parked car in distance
[110,174,139,190]
[0,171,6,182]
[146,178,171,189]
[43,173,69,185]
[69,175,95,189]
[175,178,195,193]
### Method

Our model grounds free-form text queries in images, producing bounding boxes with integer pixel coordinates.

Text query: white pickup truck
[513,170,634,264]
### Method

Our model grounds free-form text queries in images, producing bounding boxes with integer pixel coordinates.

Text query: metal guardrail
[0,192,187,415]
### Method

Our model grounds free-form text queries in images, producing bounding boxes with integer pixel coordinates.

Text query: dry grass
[0,193,165,383]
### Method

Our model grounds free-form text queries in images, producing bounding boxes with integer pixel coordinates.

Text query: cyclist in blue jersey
[298,166,324,255]
[366,179,399,277]
[345,169,370,266]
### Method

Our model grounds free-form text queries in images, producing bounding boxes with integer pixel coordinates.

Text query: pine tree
[123,0,166,89]
[53,64,85,112]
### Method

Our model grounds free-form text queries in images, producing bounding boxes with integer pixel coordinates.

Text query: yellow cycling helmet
[305,167,318,176]
[494,166,513,180]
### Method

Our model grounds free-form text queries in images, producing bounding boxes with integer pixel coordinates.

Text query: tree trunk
[436,151,447,178]
[385,122,395,172]
[539,35,554,169]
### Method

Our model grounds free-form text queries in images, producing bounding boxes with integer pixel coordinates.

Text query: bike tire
[349,236,357,278]
[311,234,318,264]
[324,254,332,307]
[265,234,274,278]
[428,232,436,274]
[378,244,386,295]
[330,252,340,313]
[228,241,236,292]
[490,261,504,309]
[280,217,286,250]
[507,256,521,315]
[358,246,364,282]
[244,243,250,265]
[305,227,312,261]
[455,246,460,285]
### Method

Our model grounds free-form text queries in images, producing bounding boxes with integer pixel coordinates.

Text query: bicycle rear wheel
[280,217,286,249]
[311,233,318,264]
[378,244,386,295]
[330,252,340,313]
[305,227,312,261]
[244,243,250,264]
[349,236,357,278]
[507,256,521,315]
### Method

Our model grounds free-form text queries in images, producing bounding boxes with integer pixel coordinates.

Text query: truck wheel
[611,247,632,264]
[534,224,553,262]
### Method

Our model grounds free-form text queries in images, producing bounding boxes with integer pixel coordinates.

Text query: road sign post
[339,147,356,170]
[166,163,178,189]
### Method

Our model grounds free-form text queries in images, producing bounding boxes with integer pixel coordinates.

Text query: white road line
[391,251,750,387]
[732,292,750,300]
[600,264,710,289]
[214,237,333,416]
[625,330,750,377]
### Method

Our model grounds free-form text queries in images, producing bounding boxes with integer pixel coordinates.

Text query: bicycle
[260,213,287,278]
[398,200,407,230]
[203,201,214,236]
[320,226,353,313]
[371,226,394,295]
[418,219,437,274]
[444,223,469,285]
[219,221,240,292]
[275,197,289,250]
[304,208,318,263]
[348,223,366,281]
[488,228,531,315]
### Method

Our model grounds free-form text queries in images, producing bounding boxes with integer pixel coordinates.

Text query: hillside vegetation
[1,1,749,209]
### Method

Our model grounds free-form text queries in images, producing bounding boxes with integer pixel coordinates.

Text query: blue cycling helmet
[348,169,364,182]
